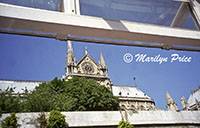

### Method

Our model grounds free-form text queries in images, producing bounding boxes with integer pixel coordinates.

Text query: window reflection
[183,13,197,30]
[80,0,181,26]
[0,0,61,11]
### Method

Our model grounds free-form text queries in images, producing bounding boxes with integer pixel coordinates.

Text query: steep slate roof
[0,79,45,93]
[188,86,200,106]
[112,85,150,99]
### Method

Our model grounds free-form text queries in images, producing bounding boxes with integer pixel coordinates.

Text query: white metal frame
[171,0,200,30]
[189,0,200,30]
[0,0,200,51]
[62,0,80,15]
[171,2,190,27]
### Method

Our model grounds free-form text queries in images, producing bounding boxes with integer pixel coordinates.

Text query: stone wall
[134,125,200,128]
[0,111,200,128]
[119,100,155,111]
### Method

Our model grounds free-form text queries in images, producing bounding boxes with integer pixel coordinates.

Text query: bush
[1,112,19,128]
[47,110,67,128]
[118,120,134,128]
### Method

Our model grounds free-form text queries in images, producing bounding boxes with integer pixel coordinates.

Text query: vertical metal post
[61,0,80,15]
[189,0,200,30]
[171,2,190,27]
[75,0,80,15]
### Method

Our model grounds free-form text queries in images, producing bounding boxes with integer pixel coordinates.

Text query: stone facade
[187,86,200,111]
[65,41,155,111]
[65,40,111,88]
[166,91,178,111]
[112,85,155,111]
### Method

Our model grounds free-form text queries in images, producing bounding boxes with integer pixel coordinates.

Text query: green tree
[65,77,119,111]
[47,110,68,128]
[22,77,119,112]
[1,112,19,128]
[22,78,75,112]
[0,88,21,113]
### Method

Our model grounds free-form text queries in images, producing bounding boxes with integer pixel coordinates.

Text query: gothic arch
[140,105,145,111]
[131,105,136,111]
[120,104,126,110]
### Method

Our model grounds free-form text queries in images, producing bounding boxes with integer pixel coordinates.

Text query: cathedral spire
[166,91,178,111]
[85,46,88,55]
[67,40,75,65]
[99,50,108,77]
[166,91,172,101]
[180,96,188,110]
[100,50,107,69]
[66,40,76,76]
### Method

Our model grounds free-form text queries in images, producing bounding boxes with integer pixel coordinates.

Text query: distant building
[187,86,200,111]
[0,79,42,93]
[112,85,155,111]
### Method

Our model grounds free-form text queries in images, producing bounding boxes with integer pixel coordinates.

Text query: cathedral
[65,40,111,88]
[64,40,155,111]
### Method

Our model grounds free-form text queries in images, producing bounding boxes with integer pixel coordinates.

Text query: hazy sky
[0,0,199,109]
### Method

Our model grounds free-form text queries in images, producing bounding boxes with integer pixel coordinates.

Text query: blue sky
[0,33,200,110]
[0,0,200,110]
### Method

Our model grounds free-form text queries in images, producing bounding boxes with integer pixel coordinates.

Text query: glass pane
[183,13,197,30]
[71,40,200,109]
[0,33,200,110]
[0,0,61,11]
[80,0,181,26]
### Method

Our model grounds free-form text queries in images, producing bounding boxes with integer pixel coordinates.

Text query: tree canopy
[0,77,119,113]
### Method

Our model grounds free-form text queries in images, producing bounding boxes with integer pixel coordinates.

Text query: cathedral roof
[0,79,43,93]
[77,54,99,67]
[188,86,200,106]
[112,85,151,99]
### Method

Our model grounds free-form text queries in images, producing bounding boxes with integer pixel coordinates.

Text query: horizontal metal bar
[1,29,200,52]
[67,36,200,52]
[0,3,200,50]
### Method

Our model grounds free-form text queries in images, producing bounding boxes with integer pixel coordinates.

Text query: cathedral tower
[66,40,77,79]
[65,41,112,88]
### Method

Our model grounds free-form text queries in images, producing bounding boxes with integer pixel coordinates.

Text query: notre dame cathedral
[65,40,111,88]
[64,40,155,111]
